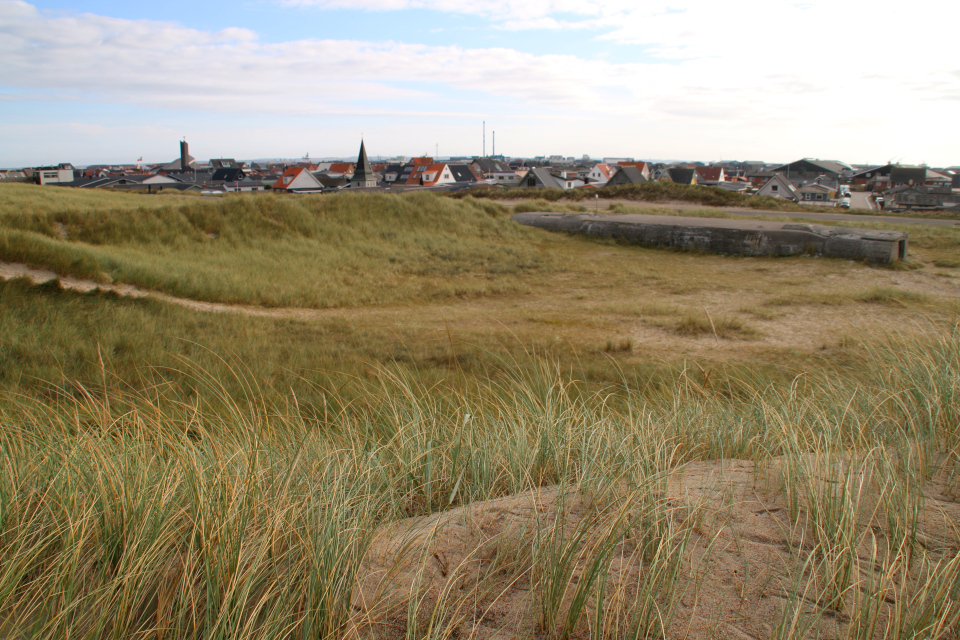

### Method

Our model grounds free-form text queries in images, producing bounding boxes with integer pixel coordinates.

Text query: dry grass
[2,186,960,638]
[0,324,958,639]
[0,186,551,307]
[765,287,935,309]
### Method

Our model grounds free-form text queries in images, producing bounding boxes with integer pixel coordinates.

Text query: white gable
[286,170,323,190]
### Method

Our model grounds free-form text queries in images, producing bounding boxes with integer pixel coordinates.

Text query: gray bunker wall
[512,212,907,264]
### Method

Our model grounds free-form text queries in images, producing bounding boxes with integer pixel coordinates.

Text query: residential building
[886,185,945,208]
[746,170,776,187]
[470,157,517,184]
[391,157,435,185]
[326,162,356,177]
[211,168,246,183]
[210,159,243,170]
[519,168,563,189]
[272,167,324,191]
[772,158,851,187]
[606,166,649,186]
[615,162,651,180]
[851,164,890,187]
[35,164,75,185]
[414,163,478,188]
[586,163,616,185]
[756,174,800,201]
[797,183,834,202]
[694,166,725,184]
[884,166,953,192]
[664,167,697,185]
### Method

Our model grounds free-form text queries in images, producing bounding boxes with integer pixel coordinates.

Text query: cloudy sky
[2,0,958,167]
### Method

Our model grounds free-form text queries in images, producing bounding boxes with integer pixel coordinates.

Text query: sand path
[0,261,322,319]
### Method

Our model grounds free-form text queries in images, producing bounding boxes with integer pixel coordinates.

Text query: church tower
[349,140,377,188]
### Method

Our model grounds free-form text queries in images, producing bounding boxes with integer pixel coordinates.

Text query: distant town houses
[7,142,958,210]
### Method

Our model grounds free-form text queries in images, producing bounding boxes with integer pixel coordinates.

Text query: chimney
[180,140,189,171]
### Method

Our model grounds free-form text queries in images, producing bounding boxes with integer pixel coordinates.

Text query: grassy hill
[1,185,959,639]
[0,185,551,307]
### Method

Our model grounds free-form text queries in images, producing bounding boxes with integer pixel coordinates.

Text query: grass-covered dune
[0,185,547,307]
[0,324,958,639]
[0,182,201,216]
[2,184,960,638]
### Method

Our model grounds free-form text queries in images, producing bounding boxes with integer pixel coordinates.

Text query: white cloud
[2,0,959,165]
[0,1,666,116]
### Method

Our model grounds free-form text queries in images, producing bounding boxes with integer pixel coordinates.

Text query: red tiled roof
[272,166,305,190]
[410,163,446,186]
[403,158,437,185]
[595,163,615,179]
[327,162,355,174]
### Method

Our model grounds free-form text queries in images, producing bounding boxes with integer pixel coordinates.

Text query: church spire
[349,140,377,188]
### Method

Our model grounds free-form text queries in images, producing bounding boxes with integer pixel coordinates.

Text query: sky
[1,0,959,168]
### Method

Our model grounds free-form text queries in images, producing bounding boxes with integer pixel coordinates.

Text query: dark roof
[164,171,214,184]
[211,168,246,182]
[523,168,561,189]
[889,166,927,185]
[447,164,477,183]
[852,164,890,178]
[666,167,696,184]
[50,176,103,188]
[382,164,404,182]
[607,166,648,185]
[774,159,850,175]
[312,173,349,188]
[210,159,242,169]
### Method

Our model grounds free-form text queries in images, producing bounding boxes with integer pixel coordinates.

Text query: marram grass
[0,323,958,638]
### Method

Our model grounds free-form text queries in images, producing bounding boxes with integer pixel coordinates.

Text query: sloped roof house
[272,167,324,191]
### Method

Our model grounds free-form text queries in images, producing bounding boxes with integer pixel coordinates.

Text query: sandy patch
[348,458,960,639]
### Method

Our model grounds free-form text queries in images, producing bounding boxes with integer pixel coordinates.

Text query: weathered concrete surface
[513,212,908,263]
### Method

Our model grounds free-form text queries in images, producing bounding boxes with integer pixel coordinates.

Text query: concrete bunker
[512,212,908,264]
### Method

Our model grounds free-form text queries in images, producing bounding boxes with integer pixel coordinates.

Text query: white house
[420,164,456,186]
[36,165,75,185]
[272,167,324,191]
[586,163,615,185]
